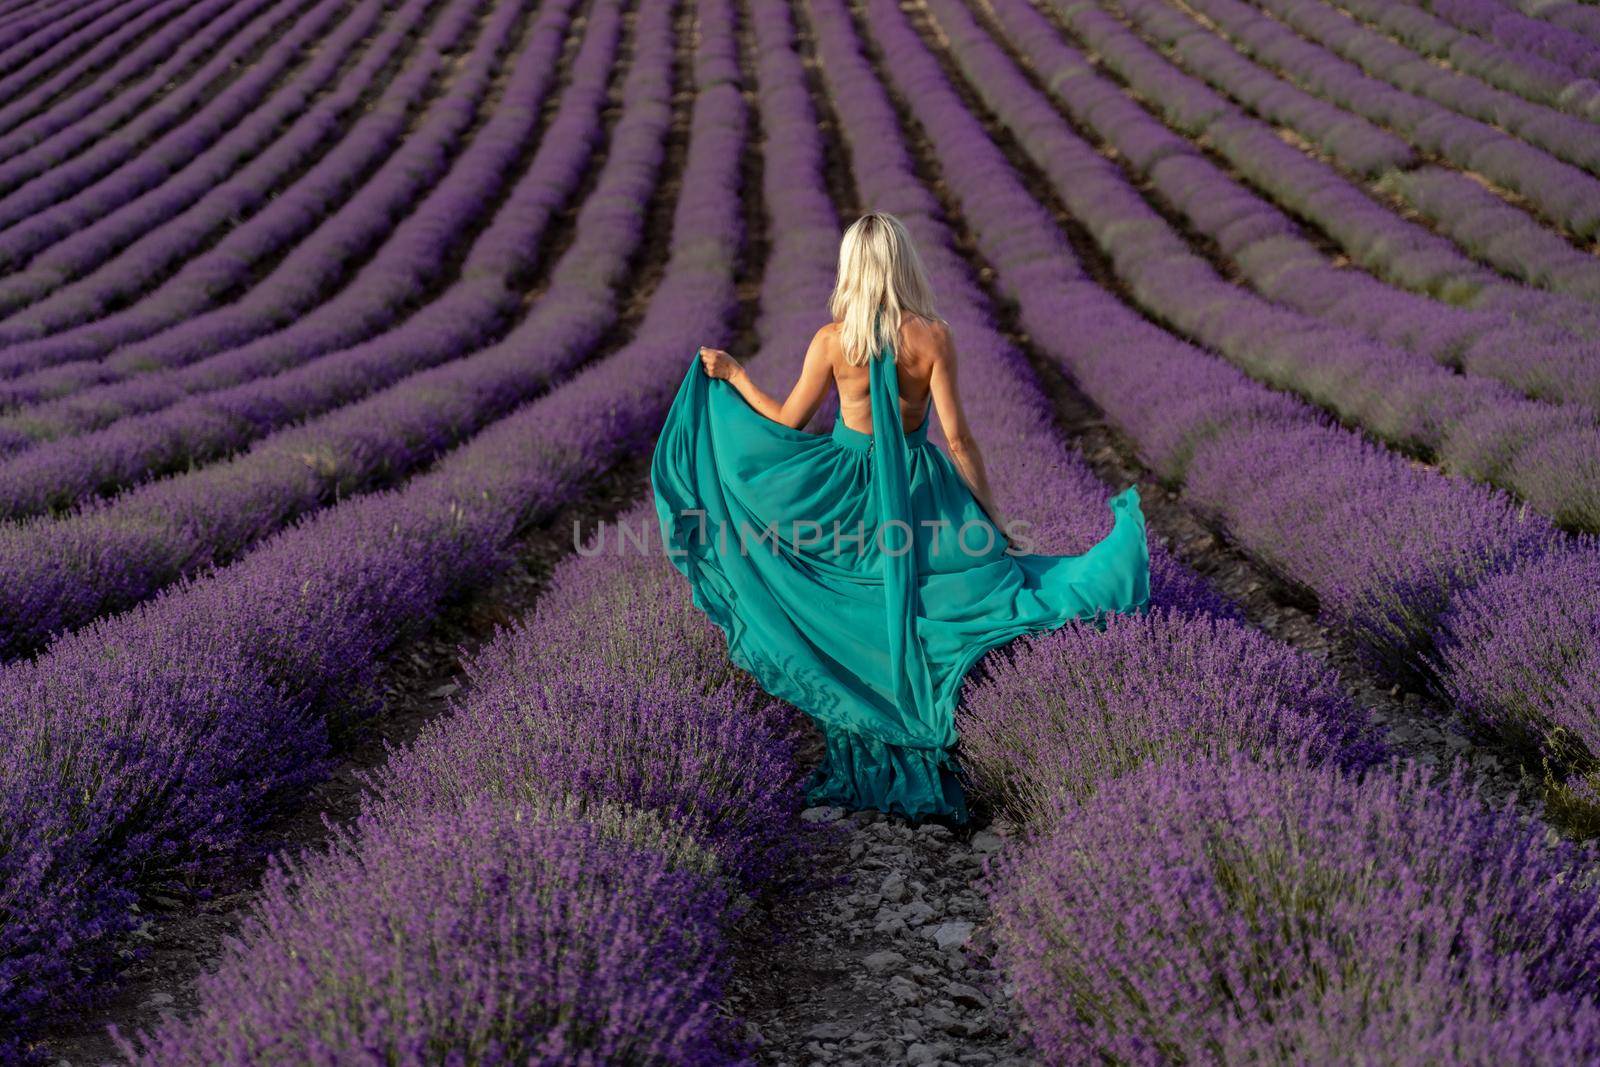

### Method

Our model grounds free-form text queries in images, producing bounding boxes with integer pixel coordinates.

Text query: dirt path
[729,806,1032,1067]
[720,3,1032,1063]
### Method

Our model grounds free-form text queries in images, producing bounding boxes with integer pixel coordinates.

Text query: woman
[651,213,1148,822]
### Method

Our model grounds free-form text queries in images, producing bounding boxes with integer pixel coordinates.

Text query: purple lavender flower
[959,608,1385,825]
[115,798,742,1065]
[988,755,1600,1063]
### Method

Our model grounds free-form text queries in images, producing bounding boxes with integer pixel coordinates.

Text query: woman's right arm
[927,324,1007,534]
[700,326,833,429]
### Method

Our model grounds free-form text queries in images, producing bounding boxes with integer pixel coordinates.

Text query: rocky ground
[730,805,1034,1067]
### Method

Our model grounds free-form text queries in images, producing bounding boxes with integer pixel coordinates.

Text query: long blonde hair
[828,213,943,366]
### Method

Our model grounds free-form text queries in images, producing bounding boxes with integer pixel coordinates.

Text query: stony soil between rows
[730,803,1032,1067]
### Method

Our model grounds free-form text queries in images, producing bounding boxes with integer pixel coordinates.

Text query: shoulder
[810,321,842,360]
[899,313,953,360]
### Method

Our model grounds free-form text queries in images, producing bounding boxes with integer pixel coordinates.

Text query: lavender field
[2,0,1600,1061]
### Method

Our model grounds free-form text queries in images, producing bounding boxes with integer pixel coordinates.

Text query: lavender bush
[0,0,500,375]
[0,0,621,505]
[1420,0,1600,84]
[1434,546,1600,761]
[0,0,577,438]
[1051,0,1600,345]
[1377,165,1600,304]
[0,0,415,314]
[0,0,747,1036]
[1270,0,1600,154]
[0,0,612,471]
[0,0,316,212]
[374,548,812,892]
[1109,0,1600,318]
[958,609,1385,826]
[0,0,472,368]
[1177,0,1600,237]
[924,0,1600,532]
[0,0,137,86]
[0,0,244,154]
[0,0,665,657]
[0,0,370,273]
[116,798,741,1066]
[1329,0,1600,117]
[0,0,205,151]
[988,756,1600,1063]
[1534,1,1600,50]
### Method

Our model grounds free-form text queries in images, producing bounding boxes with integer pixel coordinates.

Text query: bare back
[825,314,943,435]
[708,306,994,520]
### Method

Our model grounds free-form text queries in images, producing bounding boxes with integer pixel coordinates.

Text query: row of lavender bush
[1523,0,1600,48]
[0,0,660,657]
[1109,0,1600,311]
[0,0,488,377]
[0,0,435,318]
[0,0,581,508]
[0,0,463,384]
[918,0,1600,533]
[1331,0,1600,117]
[1379,164,1600,303]
[0,0,63,20]
[0,0,42,20]
[0,0,512,381]
[0,0,314,210]
[841,0,1600,803]
[963,616,1600,1054]
[0,0,197,149]
[0,0,393,308]
[1181,0,1600,237]
[1419,0,1600,82]
[117,0,1229,1041]
[0,0,151,108]
[123,790,767,1064]
[0,0,576,480]
[980,745,1600,1060]
[0,0,747,1043]
[0,0,368,272]
[1254,0,1600,175]
[118,7,830,1050]
[1065,0,1600,367]
[0,0,564,436]
[796,1,1600,1057]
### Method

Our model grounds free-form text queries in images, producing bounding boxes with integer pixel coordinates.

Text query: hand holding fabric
[698,346,743,381]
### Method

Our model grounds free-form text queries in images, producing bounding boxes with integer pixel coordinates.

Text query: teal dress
[651,337,1149,821]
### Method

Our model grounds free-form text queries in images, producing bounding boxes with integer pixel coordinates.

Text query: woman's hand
[699,346,744,381]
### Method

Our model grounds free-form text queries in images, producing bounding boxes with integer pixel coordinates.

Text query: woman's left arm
[699,327,832,429]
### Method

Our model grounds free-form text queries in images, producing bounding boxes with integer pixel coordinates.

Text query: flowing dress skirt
[651,351,1149,820]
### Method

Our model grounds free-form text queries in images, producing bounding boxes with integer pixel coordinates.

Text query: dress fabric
[650,340,1150,821]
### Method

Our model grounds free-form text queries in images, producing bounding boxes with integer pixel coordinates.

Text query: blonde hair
[828,213,943,366]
